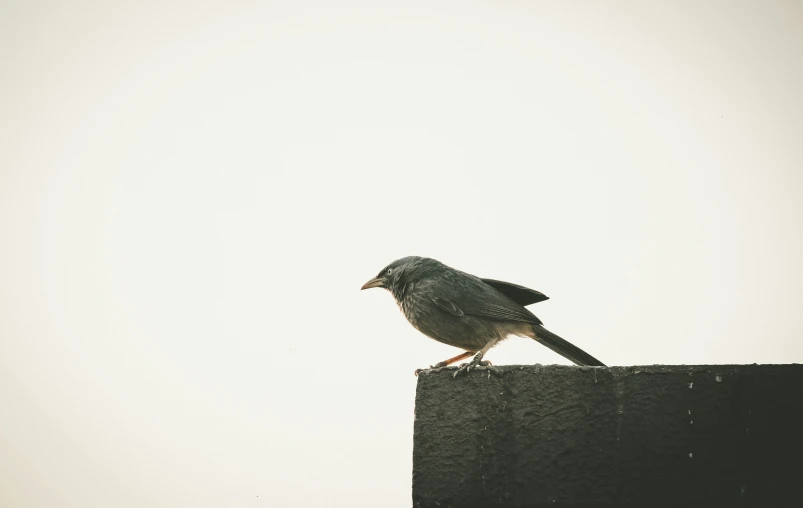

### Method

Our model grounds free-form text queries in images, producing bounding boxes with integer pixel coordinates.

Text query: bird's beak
[361,277,385,290]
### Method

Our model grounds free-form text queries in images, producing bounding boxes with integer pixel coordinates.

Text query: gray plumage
[361,256,605,375]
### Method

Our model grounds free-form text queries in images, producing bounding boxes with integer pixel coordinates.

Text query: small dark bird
[361,256,605,376]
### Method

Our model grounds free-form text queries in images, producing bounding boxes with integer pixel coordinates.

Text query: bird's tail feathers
[529,324,606,367]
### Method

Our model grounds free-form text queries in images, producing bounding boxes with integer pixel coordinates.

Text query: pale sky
[1,1,802,507]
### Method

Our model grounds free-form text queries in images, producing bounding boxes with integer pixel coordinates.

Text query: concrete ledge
[413,364,803,507]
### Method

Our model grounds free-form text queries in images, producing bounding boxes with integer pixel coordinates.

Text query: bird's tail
[529,324,606,367]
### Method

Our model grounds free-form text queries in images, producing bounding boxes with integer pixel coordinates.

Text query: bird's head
[361,256,442,297]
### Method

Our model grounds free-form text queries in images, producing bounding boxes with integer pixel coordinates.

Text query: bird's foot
[414,361,450,376]
[453,354,492,378]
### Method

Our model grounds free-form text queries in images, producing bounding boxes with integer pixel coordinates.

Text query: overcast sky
[2,1,802,507]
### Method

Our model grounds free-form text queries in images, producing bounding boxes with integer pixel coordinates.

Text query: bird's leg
[414,351,475,376]
[453,339,499,378]
[434,351,476,369]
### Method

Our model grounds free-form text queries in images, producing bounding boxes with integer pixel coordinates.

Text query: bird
[361,256,605,376]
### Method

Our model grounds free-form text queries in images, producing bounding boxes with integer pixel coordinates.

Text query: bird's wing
[480,278,549,306]
[430,276,543,325]
[433,297,464,317]
[456,299,542,325]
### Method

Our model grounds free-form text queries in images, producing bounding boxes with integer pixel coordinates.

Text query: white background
[2,1,802,506]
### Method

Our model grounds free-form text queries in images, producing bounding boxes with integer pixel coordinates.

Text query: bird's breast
[398,291,429,332]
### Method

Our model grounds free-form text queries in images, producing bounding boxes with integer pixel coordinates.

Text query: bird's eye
[386,268,393,276]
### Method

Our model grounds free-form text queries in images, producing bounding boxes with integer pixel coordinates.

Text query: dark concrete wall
[413,364,803,507]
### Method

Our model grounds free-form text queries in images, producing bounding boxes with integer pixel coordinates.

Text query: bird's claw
[453,357,492,378]
[414,361,450,376]
[415,359,492,377]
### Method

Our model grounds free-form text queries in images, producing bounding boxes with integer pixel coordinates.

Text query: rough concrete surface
[413,364,803,507]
